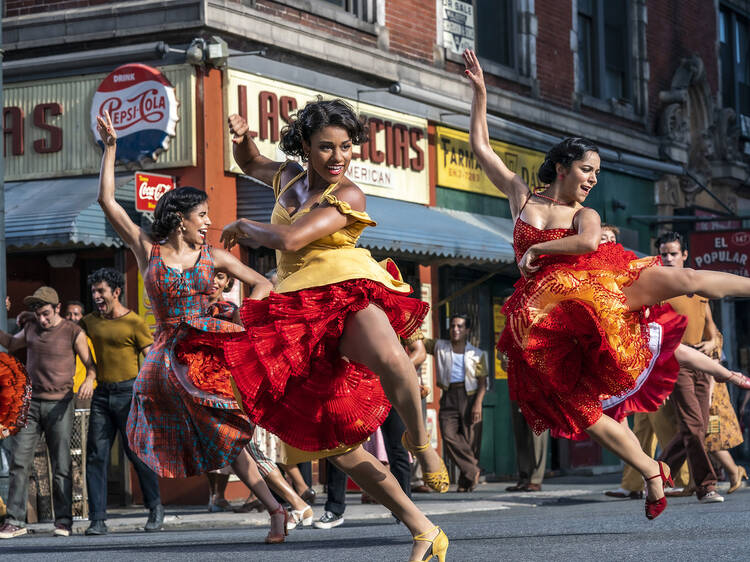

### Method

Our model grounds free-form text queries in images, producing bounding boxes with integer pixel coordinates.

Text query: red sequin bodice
[513,217,576,263]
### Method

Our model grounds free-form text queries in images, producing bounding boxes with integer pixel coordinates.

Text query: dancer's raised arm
[464,49,529,216]
[96,111,152,272]
[228,113,286,186]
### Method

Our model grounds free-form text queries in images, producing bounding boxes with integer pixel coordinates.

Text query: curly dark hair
[538,137,600,184]
[655,231,686,252]
[280,99,368,161]
[87,267,125,300]
[151,187,208,240]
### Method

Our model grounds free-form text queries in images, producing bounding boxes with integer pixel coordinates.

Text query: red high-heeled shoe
[645,461,673,520]
[265,505,289,544]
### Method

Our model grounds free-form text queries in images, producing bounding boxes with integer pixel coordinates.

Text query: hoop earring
[180,224,186,232]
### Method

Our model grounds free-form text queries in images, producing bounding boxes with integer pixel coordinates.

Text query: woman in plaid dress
[94,111,289,543]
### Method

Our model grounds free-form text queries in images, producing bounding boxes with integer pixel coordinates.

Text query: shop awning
[4,177,136,249]
[360,197,516,264]
[237,178,515,264]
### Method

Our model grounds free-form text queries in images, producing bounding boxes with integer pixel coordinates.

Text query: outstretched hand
[96,111,117,146]
[463,49,486,92]
[221,220,246,250]
[228,114,250,145]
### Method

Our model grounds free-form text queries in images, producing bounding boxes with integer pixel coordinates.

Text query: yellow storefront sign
[436,126,546,198]
[137,272,157,334]
[225,70,430,205]
[493,297,507,379]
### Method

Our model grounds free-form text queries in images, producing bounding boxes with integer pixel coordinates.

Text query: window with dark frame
[577,0,632,101]
[320,0,376,23]
[720,5,750,133]
[474,0,515,69]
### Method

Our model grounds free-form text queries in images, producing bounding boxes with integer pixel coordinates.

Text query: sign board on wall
[436,126,546,198]
[225,70,430,205]
[135,171,175,212]
[442,0,475,54]
[3,65,196,181]
[90,64,179,165]
[689,230,750,277]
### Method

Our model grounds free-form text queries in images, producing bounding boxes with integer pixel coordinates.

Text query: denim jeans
[86,379,161,521]
[6,397,74,527]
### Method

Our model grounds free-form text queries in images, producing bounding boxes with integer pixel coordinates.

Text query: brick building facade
[3,0,749,492]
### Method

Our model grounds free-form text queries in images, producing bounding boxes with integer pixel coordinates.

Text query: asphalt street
[2,478,748,561]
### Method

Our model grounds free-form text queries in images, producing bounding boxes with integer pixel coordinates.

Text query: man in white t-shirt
[426,314,488,492]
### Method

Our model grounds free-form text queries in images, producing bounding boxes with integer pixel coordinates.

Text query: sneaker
[698,490,725,503]
[85,520,108,536]
[53,523,71,537]
[144,504,165,532]
[0,523,28,539]
[604,487,643,499]
[313,511,344,529]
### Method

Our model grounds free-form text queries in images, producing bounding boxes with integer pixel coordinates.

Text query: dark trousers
[6,397,74,527]
[510,401,548,485]
[659,368,717,495]
[380,408,411,499]
[324,461,348,516]
[86,380,161,520]
[439,384,481,485]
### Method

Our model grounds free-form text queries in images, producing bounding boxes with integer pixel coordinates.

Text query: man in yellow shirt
[65,301,97,402]
[79,268,162,535]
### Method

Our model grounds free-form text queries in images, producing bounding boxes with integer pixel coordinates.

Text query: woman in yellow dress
[195,99,448,562]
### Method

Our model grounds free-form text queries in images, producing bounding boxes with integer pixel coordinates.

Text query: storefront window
[475,0,515,69]
[720,6,750,129]
[577,0,632,101]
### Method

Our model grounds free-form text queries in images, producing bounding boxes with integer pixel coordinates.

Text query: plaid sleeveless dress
[126,244,253,478]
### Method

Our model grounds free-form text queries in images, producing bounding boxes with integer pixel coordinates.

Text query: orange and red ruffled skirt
[0,352,31,437]
[498,242,684,438]
[179,279,428,452]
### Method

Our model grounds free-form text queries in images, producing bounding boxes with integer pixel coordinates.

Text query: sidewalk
[21,474,626,536]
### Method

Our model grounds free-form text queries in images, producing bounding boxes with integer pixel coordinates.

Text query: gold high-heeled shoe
[402,432,449,494]
[409,526,449,562]
[728,466,747,494]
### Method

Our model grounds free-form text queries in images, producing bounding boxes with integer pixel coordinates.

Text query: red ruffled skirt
[0,352,31,436]
[181,279,428,452]
[498,242,664,437]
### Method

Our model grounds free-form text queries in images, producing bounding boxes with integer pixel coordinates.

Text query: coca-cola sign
[135,171,175,212]
[90,64,179,164]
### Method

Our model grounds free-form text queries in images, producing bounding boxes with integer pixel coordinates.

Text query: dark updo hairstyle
[280,99,368,161]
[151,186,208,240]
[538,137,600,185]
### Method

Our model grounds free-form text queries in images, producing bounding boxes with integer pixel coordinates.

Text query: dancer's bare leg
[619,417,642,451]
[339,304,441,476]
[586,414,664,501]
[231,449,284,535]
[624,266,750,311]
[265,467,309,512]
[330,446,439,561]
[712,450,738,478]
[279,463,309,495]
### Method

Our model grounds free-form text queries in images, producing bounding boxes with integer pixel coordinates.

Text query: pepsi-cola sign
[135,171,175,212]
[91,64,178,164]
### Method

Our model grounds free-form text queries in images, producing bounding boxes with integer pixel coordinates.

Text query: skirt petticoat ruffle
[498,242,664,438]
[180,279,429,452]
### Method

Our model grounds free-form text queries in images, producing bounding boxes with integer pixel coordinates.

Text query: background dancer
[199,100,449,561]
[94,111,288,544]
[464,48,750,521]
[200,270,313,530]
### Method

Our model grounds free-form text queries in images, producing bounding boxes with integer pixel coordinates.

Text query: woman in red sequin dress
[464,49,750,519]
[94,112,289,543]
[198,99,449,561]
